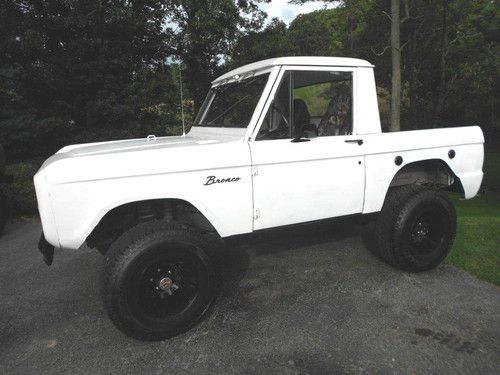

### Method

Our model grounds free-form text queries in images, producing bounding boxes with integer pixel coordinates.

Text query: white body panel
[362,126,484,213]
[250,137,365,230]
[35,133,254,248]
[34,57,484,250]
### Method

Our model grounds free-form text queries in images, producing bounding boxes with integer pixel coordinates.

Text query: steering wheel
[262,105,289,139]
[271,104,289,127]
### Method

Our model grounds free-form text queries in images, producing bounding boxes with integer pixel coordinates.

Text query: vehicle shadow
[228,216,365,255]
[216,217,371,296]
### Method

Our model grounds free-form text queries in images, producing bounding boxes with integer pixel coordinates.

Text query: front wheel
[373,184,457,272]
[102,221,216,341]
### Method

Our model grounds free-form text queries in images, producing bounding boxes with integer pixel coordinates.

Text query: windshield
[195,73,270,128]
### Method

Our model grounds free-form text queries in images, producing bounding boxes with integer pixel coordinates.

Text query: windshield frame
[194,68,275,130]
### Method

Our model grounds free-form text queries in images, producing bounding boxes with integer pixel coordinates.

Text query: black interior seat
[293,99,313,137]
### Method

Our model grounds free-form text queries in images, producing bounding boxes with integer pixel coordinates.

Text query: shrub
[2,160,42,215]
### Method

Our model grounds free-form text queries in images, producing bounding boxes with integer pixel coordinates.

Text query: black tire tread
[372,184,456,272]
[373,184,427,266]
[102,220,215,341]
[393,188,456,271]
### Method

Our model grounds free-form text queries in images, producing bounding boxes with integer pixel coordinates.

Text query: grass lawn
[446,152,500,286]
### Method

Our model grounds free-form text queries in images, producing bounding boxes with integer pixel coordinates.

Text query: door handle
[345,139,363,145]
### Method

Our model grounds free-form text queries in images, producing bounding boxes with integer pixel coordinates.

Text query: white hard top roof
[213,56,373,84]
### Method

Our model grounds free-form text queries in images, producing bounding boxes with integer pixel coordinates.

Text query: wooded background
[1,0,498,163]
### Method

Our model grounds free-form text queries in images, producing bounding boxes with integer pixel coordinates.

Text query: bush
[2,160,42,215]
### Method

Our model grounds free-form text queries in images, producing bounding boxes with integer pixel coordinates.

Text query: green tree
[165,0,269,109]
[228,18,296,68]
[288,9,342,56]
[0,0,174,159]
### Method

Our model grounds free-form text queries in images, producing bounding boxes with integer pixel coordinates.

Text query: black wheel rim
[126,244,204,322]
[408,205,450,256]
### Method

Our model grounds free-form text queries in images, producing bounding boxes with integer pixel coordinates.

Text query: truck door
[249,67,365,231]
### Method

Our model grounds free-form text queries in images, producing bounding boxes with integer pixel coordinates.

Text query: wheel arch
[85,198,221,253]
[388,158,465,195]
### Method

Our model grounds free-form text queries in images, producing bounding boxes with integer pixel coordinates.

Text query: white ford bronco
[34,57,484,340]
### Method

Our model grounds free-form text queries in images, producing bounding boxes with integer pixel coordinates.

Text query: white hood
[37,127,248,184]
[56,126,246,157]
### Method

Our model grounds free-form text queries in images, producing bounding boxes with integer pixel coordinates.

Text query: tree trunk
[390,0,401,132]
[408,18,418,129]
[434,0,449,127]
[347,16,354,51]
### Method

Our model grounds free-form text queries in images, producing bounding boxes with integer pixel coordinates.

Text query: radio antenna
[178,63,186,136]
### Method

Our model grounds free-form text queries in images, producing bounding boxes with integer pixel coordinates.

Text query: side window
[257,70,353,141]
[293,71,352,137]
[256,72,291,140]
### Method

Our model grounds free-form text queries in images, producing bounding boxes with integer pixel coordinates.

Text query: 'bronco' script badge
[204,176,241,186]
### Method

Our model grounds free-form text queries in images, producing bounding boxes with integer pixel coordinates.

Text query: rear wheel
[103,220,216,340]
[372,184,456,272]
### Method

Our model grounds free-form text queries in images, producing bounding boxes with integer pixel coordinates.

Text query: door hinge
[252,166,258,177]
[254,208,260,221]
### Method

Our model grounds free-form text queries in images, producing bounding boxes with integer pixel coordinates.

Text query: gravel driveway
[0,219,498,374]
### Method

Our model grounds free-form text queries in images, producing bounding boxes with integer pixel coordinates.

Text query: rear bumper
[38,233,54,266]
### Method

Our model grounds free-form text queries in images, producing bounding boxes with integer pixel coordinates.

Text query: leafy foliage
[228,18,295,69]
[3,160,42,214]
[0,0,498,165]
[164,0,268,109]
[0,0,177,160]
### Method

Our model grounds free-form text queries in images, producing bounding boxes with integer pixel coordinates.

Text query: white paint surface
[34,58,484,250]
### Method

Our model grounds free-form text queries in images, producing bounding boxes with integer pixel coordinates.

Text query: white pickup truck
[34,57,484,340]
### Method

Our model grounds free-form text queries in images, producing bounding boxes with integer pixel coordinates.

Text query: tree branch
[401,0,410,23]
[371,45,390,56]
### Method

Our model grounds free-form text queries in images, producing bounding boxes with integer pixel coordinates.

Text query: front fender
[50,167,253,249]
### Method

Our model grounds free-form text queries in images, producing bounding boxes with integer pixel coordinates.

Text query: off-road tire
[372,184,456,272]
[102,220,217,341]
[0,189,9,235]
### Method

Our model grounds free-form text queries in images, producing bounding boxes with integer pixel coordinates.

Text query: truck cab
[196,57,380,229]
